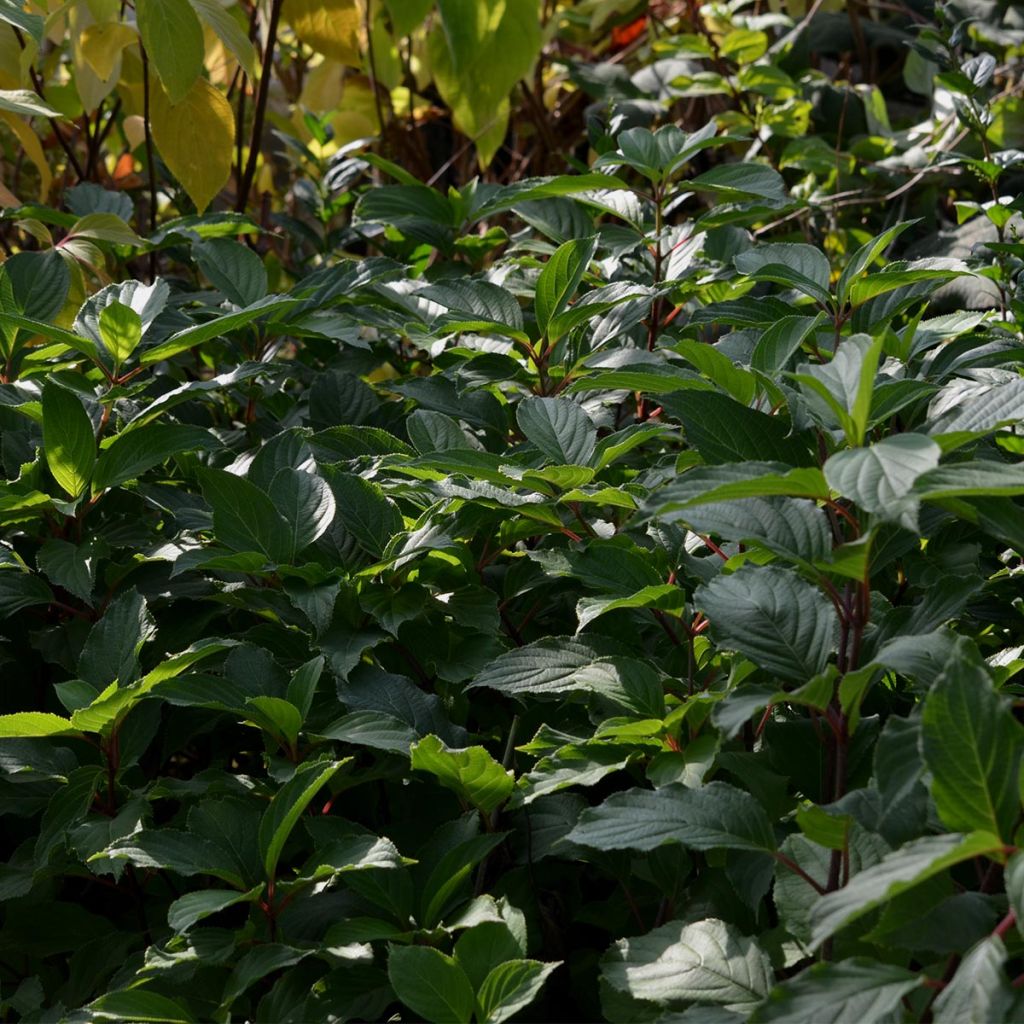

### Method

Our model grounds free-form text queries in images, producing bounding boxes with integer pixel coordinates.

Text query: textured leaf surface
[921,642,1024,839]
[602,918,772,1011]
[696,566,838,681]
[568,782,776,853]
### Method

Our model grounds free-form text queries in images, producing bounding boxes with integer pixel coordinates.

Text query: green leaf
[932,936,1011,1024]
[670,392,813,465]
[836,221,916,304]
[42,382,96,499]
[93,424,220,493]
[808,831,1005,948]
[690,163,788,203]
[243,696,303,748]
[823,434,941,530]
[0,88,62,118]
[752,313,827,373]
[140,296,298,364]
[0,711,78,738]
[221,944,307,1007]
[914,461,1024,499]
[534,236,596,338]
[189,0,256,77]
[469,639,664,717]
[36,539,95,604]
[266,468,336,556]
[695,566,838,682]
[734,243,831,305]
[0,0,44,45]
[67,213,144,247]
[258,758,346,880]
[98,302,142,367]
[674,497,831,564]
[517,397,596,467]
[750,959,922,1023]
[921,641,1024,840]
[454,920,526,990]
[193,237,268,307]
[316,710,418,754]
[477,960,561,1024]
[136,0,205,104]
[652,464,829,507]
[323,468,402,557]
[1,250,70,326]
[387,944,476,1024]
[78,590,154,687]
[0,568,53,616]
[101,830,247,887]
[87,989,195,1023]
[792,334,882,446]
[197,468,291,563]
[576,584,686,631]
[568,781,776,853]
[167,887,259,933]
[602,918,772,1012]
[411,735,513,814]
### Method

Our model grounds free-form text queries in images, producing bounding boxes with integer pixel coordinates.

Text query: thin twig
[236,0,284,212]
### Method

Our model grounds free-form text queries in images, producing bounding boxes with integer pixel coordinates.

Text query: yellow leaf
[428,0,541,167]
[150,75,233,213]
[285,0,361,66]
[80,22,137,81]
[0,26,23,89]
[299,58,344,113]
[326,76,378,145]
[69,3,120,112]
[0,111,52,200]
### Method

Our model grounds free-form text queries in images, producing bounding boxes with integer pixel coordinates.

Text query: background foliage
[2,0,1024,1021]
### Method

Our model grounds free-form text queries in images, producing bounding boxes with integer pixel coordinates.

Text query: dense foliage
[3,0,1024,1021]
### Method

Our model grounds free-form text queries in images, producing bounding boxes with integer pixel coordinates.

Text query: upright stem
[236,0,284,213]
[13,27,85,181]
[140,46,158,280]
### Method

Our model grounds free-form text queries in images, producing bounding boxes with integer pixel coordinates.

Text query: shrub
[2,2,1024,1022]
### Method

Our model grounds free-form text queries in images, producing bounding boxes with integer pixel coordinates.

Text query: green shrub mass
[3,1,1024,1021]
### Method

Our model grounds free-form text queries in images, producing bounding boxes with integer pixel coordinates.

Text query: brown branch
[236,0,284,212]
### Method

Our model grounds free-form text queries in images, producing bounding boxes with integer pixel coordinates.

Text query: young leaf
[410,735,513,814]
[477,960,561,1024]
[98,301,142,367]
[387,945,476,1024]
[42,382,96,499]
[258,758,346,880]
[534,236,596,338]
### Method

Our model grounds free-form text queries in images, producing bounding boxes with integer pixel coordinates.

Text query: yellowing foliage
[150,76,234,213]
